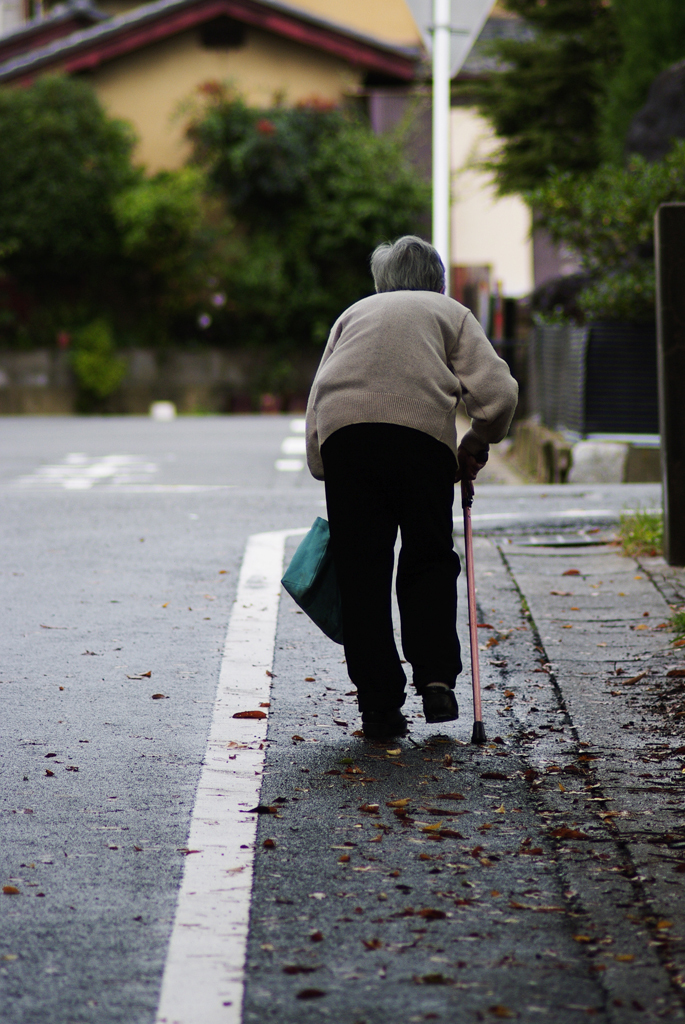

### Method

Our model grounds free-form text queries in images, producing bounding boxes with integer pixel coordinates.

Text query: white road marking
[274,458,304,472]
[280,436,306,455]
[290,418,306,433]
[15,453,159,489]
[155,527,307,1024]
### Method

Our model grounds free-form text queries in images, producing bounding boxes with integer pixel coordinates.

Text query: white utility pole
[406,0,497,296]
[432,0,452,292]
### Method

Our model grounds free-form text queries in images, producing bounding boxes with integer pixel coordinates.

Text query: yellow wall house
[0,0,420,172]
[0,0,533,301]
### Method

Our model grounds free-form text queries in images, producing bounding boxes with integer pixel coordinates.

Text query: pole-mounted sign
[405,0,496,293]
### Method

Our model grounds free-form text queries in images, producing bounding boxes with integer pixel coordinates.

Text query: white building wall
[0,0,25,36]
[450,106,533,297]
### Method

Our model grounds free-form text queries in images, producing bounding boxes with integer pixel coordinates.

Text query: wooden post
[655,203,685,566]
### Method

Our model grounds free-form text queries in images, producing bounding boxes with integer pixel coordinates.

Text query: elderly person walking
[305,236,518,739]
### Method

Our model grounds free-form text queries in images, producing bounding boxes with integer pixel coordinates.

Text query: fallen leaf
[127,671,152,679]
[309,892,326,900]
[232,710,266,719]
[414,972,451,985]
[283,965,319,975]
[291,735,304,742]
[387,798,412,808]
[420,822,443,832]
[667,669,685,678]
[439,829,464,839]
[310,930,324,941]
[436,792,465,800]
[481,772,508,781]
[45,770,54,777]
[3,886,20,895]
[245,805,278,814]
[657,920,673,929]
[489,1005,515,1018]
[386,748,401,756]
[615,954,635,962]
[359,804,380,814]
[674,638,685,648]
[562,569,581,576]
[573,935,592,943]
[263,839,276,849]
[333,720,348,727]
[418,908,447,920]
[550,827,590,840]
[495,804,506,814]
[296,988,326,999]
[304,677,315,682]
[362,938,383,950]
[338,854,351,862]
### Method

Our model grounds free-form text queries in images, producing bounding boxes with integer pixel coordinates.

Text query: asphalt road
[0,415,675,1024]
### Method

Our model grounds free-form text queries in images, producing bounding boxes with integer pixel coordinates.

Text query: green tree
[459,0,619,195]
[600,0,685,163]
[188,91,430,349]
[0,76,225,350]
[530,141,685,321]
[0,75,136,282]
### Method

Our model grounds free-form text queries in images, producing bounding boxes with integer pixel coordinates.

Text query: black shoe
[361,708,408,740]
[422,683,459,724]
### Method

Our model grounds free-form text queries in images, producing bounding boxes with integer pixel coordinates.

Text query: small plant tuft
[671,610,685,640]
[617,508,663,558]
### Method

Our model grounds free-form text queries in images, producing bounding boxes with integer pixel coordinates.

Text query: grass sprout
[672,610,685,639]
[617,508,663,558]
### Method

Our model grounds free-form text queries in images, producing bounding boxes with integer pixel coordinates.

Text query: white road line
[155,527,307,1024]
[280,436,307,455]
[274,458,304,472]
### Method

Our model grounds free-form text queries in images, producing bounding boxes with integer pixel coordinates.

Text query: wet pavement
[243,533,685,1023]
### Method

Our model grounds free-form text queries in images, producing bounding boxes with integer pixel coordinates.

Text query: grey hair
[370,235,445,294]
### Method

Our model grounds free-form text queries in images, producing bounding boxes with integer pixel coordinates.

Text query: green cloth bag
[281,517,343,644]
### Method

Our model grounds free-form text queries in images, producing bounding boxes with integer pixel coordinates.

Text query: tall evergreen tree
[459,0,619,195]
[600,0,685,163]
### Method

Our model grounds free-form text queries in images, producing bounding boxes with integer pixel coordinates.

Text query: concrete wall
[84,25,361,172]
[0,348,320,414]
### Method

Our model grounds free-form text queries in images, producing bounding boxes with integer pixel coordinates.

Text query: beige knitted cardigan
[305,290,518,480]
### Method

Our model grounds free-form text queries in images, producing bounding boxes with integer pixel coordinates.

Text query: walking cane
[462,477,486,744]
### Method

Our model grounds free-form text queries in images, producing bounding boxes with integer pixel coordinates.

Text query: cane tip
[471,720,487,745]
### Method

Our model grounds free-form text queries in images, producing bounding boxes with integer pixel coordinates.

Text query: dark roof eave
[0,0,420,84]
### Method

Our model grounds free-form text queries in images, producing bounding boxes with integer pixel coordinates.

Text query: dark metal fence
[525,322,659,436]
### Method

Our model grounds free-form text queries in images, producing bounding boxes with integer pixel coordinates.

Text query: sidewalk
[240,531,685,1023]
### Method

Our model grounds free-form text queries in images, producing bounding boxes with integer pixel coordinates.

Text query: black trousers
[321,424,461,713]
